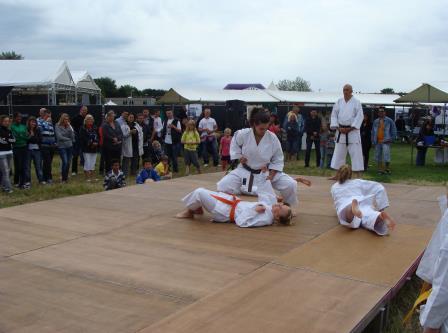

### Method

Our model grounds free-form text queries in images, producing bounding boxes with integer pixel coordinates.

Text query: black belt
[337,125,351,146]
[242,164,262,193]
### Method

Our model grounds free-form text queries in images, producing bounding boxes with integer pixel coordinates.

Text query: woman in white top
[330,165,396,236]
[217,108,298,206]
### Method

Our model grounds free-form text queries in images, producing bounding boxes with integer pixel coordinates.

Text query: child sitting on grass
[155,155,172,180]
[136,159,160,184]
[219,128,232,171]
[104,159,126,190]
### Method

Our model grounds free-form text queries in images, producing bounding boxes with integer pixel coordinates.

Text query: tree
[0,51,24,59]
[276,76,311,92]
[380,88,395,94]
[94,77,118,97]
[117,84,140,97]
[141,88,167,98]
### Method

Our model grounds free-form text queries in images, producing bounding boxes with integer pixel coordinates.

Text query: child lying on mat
[176,175,297,227]
[330,164,396,236]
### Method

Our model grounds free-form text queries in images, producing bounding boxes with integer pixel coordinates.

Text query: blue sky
[1,0,447,92]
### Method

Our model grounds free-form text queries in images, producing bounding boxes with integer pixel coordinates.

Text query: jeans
[25,149,43,183]
[13,146,27,186]
[58,147,73,181]
[305,138,321,167]
[296,133,304,159]
[40,145,56,182]
[287,138,299,155]
[416,147,427,166]
[0,154,13,191]
[202,138,219,166]
[165,143,181,173]
[375,143,391,164]
[320,146,327,168]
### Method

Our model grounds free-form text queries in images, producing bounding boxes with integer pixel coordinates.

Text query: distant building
[224,83,266,90]
[107,97,156,106]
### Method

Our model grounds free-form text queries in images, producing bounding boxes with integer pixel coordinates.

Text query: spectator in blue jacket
[136,159,160,184]
[371,107,397,174]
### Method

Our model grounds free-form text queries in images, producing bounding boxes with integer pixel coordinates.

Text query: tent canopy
[267,90,401,105]
[158,87,279,104]
[71,70,101,94]
[0,60,75,89]
[394,83,448,103]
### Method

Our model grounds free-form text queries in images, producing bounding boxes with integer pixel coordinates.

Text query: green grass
[0,143,444,331]
[284,142,448,185]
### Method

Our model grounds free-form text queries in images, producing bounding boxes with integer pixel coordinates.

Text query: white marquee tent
[0,60,75,105]
[159,87,404,106]
[71,70,101,104]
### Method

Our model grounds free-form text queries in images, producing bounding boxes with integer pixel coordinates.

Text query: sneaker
[40,181,47,185]
[47,179,53,184]
[385,169,391,174]
[4,188,13,194]
[13,183,20,188]
[203,164,209,167]
[71,172,77,176]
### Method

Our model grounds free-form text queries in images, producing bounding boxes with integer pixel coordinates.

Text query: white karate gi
[330,97,364,171]
[217,128,298,206]
[183,176,278,228]
[417,195,448,332]
[330,179,390,235]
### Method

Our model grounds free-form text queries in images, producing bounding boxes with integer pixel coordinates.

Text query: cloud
[1,0,448,92]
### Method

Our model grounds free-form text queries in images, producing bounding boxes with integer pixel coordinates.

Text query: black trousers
[104,147,121,173]
[40,145,56,182]
[13,146,28,186]
[305,138,321,167]
[361,142,371,170]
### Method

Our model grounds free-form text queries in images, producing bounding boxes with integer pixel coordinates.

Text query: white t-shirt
[198,117,217,138]
[153,116,163,137]
[164,118,181,144]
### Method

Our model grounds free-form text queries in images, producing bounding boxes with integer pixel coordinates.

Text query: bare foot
[296,177,312,187]
[292,211,297,218]
[380,211,396,231]
[328,175,337,181]
[351,199,362,219]
[176,209,195,218]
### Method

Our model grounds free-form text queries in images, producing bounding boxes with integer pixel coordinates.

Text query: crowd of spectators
[0,104,436,194]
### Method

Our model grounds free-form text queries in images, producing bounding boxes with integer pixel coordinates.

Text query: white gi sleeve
[235,204,274,228]
[230,129,244,160]
[256,177,277,206]
[439,194,448,215]
[269,134,284,172]
[420,234,448,329]
[351,100,364,129]
[330,101,339,130]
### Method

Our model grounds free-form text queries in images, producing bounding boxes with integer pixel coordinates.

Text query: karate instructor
[217,108,298,207]
[330,84,364,176]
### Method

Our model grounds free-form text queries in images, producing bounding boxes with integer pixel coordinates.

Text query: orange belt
[211,194,241,222]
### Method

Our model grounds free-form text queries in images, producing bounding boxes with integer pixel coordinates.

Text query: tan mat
[144,264,388,333]
[276,224,434,286]
[0,259,184,333]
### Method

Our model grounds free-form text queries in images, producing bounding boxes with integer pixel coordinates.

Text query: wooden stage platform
[0,173,442,333]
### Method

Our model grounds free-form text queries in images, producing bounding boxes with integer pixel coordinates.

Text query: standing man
[116,111,129,127]
[162,110,182,173]
[37,109,57,184]
[282,106,304,160]
[371,107,397,174]
[151,110,163,141]
[198,108,219,167]
[330,84,364,176]
[71,105,88,175]
[138,112,152,160]
[304,110,321,168]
